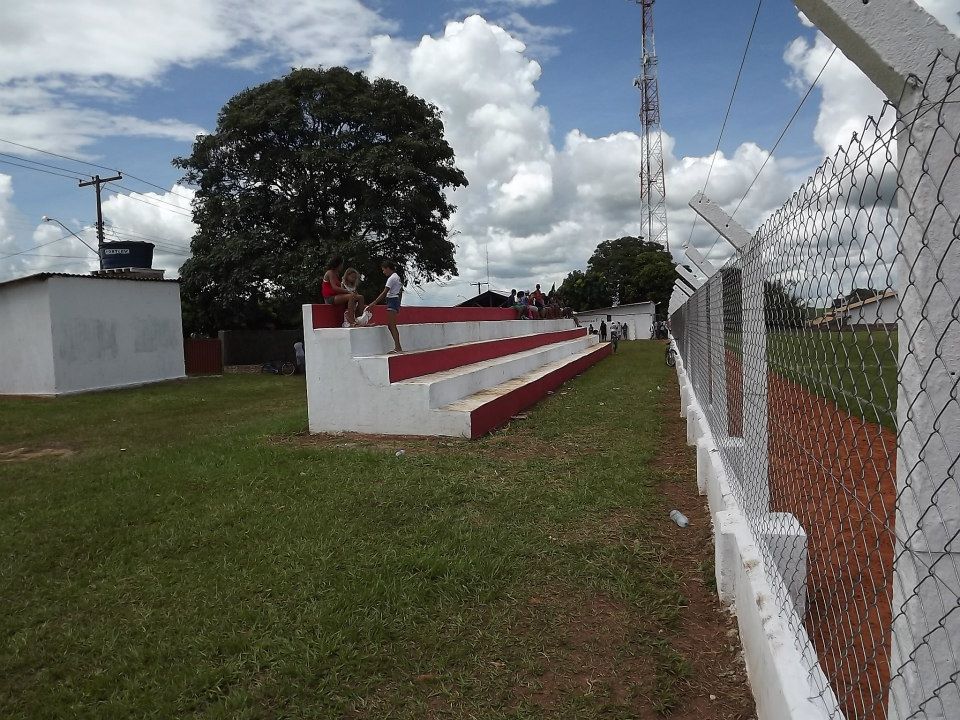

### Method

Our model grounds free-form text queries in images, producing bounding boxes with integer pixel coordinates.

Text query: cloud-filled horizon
[0,0,957,306]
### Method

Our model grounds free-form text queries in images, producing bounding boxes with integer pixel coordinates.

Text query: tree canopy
[175,67,467,332]
[557,236,677,316]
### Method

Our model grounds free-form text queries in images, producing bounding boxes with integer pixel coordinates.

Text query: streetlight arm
[41,217,100,257]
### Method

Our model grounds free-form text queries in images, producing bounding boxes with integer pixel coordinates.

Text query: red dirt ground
[767,373,896,720]
[719,348,896,719]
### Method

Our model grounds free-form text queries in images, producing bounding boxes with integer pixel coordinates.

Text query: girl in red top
[322,256,363,327]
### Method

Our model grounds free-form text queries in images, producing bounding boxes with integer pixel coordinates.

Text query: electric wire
[684,0,764,264]
[111,183,192,214]
[0,135,195,201]
[0,151,87,180]
[0,158,85,182]
[107,225,190,251]
[704,45,838,258]
[731,46,838,220]
[102,186,194,219]
[0,229,95,260]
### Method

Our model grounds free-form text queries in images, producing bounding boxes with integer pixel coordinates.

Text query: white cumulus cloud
[369,15,799,302]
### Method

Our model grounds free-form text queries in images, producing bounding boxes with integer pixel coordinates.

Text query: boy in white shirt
[372,260,403,353]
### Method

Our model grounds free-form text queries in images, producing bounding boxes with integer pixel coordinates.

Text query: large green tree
[557,236,677,315]
[176,67,468,332]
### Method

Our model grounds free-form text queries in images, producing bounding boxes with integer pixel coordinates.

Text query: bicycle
[665,344,677,368]
[261,360,297,376]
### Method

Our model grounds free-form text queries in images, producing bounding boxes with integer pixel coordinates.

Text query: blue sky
[0,0,956,299]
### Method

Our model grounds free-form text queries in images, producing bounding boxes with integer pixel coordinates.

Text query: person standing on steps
[599,320,607,342]
[371,260,404,354]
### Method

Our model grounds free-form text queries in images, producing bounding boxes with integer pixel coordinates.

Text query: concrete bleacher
[303,305,611,438]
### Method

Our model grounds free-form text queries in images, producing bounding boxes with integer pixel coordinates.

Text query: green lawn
[0,344,729,719]
[768,330,898,429]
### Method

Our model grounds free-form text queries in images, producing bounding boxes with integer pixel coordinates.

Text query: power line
[120,172,195,203]
[0,135,195,202]
[0,136,117,173]
[702,0,763,197]
[111,182,193,214]
[102,186,194,219]
[731,46,838,220]
[19,253,97,259]
[705,45,838,258]
[103,227,190,256]
[0,229,93,260]
[685,0,764,254]
[105,226,191,248]
[0,158,84,182]
[0,151,87,179]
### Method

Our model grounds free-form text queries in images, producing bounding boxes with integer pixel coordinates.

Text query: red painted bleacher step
[312,304,515,329]
[388,328,587,382]
[454,343,613,438]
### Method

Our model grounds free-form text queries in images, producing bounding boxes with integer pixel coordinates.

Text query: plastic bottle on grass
[669,510,689,528]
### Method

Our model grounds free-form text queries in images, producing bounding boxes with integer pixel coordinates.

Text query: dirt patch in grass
[648,375,756,720]
[0,446,75,462]
[276,422,599,462]
[272,430,462,456]
[512,589,656,716]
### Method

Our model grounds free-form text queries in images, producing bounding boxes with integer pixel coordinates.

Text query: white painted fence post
[795,1,960,717]
[690,193,769,515]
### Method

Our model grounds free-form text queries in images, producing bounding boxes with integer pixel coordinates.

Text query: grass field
[768,330,898,429]
[1,343,751,719]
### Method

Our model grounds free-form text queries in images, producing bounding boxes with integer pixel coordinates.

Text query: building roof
[575,301,656,315]
[0,272,180,291]
[808,290,896,326]
[841,289,896,312]
[456,289,510,307]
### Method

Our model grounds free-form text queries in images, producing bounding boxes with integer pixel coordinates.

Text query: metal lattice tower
[634,0,669,251]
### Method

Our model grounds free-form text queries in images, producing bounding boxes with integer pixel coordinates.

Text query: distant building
[575,301,656,340]
[0,273,185,395]
[809,289,897,330]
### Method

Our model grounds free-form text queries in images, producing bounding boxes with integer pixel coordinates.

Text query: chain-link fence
[671,46,959,720]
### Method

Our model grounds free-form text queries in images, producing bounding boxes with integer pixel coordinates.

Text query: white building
[808,290,898,330]
[575,301,657,340]
[843,290,898,327]
[0,273,185,395]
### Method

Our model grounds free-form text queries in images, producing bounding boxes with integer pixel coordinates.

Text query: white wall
[847,295,897,326]
[0,281,56,395]
[47,276,185,394]
[576,306,655,340]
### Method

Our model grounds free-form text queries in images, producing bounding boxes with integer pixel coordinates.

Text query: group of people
[322,256,405,353]
[588,320,629,348]
[501,284,574,321]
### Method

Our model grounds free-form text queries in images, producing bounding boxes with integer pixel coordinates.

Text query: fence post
[688,246,726,436]
[685,245,718,278]
[795,1,960,717]
[689,193,768,515]
[709,275,727,436]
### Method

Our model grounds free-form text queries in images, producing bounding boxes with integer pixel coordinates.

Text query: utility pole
[79,173,122,269]
[633,0,670,251]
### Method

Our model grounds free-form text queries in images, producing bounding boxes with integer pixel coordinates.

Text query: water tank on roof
[100,241,154,270]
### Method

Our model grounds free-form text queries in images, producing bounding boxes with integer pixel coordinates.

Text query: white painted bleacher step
[438,343,611,438]
[390,335,597,408]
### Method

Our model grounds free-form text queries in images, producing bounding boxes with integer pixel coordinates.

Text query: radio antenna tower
[633,0,669,251]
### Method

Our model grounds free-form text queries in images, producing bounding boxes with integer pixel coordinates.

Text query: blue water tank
[100,241,154,270]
